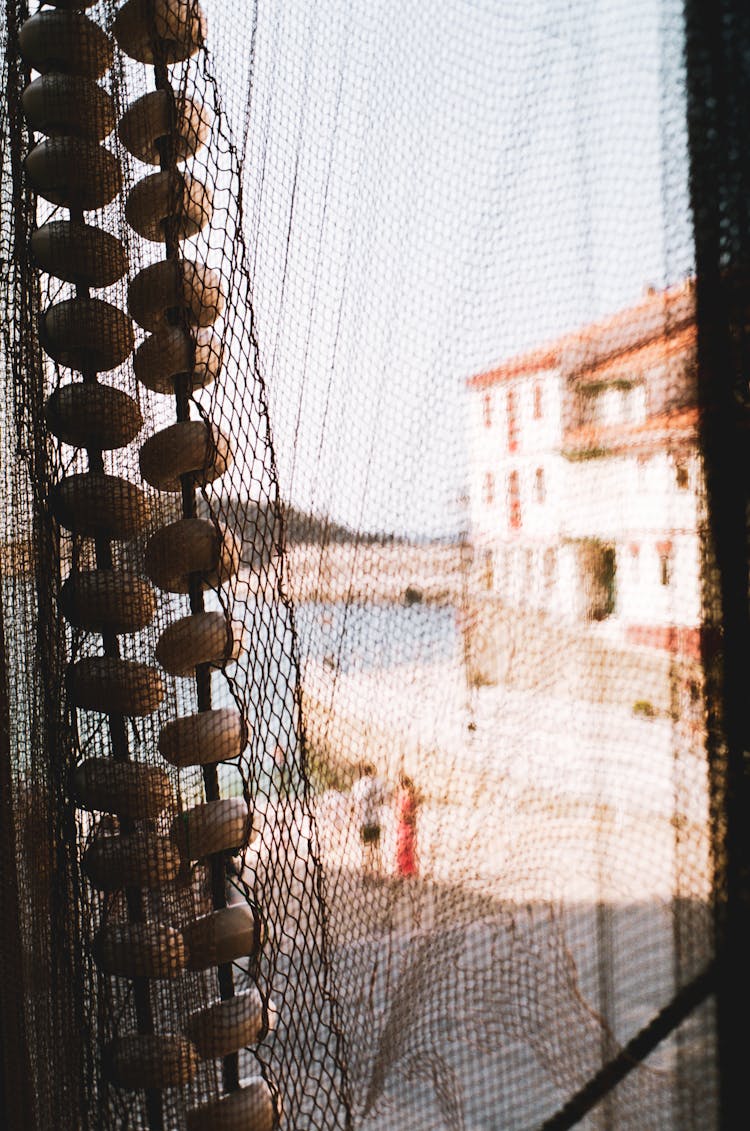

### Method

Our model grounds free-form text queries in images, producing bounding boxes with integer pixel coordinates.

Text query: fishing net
[1,0,747,1129]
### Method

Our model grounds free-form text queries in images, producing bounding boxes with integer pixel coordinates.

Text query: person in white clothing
[351,762,388,878]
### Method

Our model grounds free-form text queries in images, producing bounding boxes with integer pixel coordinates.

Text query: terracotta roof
[564,406,699,455]
[467,281,695,390]
[572,324,696,386]
[466,346,559,390]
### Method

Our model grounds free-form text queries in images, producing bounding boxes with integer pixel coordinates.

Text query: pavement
[302,658,712,902]
[243,654,716,1129]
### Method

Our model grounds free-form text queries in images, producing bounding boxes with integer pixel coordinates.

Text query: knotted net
[2,1,748,1129]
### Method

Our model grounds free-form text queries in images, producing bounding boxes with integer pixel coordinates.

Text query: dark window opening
[657,540,673,586]
[578,540,616,621]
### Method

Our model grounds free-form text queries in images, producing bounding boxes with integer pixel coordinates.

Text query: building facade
[466,281,704,661]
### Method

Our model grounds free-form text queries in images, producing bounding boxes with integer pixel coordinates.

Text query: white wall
[468,368,566,544]
[468,377,703,630]
[615,531,701,627]
[563,450,700,539]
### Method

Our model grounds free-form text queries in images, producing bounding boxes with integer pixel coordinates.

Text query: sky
[201,0,693,538]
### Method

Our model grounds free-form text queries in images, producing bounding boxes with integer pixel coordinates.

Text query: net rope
[1,0,741,1128]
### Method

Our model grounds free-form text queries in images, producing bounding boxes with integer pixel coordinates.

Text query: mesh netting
[1,0,748,1128]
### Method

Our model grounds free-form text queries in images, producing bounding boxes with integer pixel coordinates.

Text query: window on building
[599,388,619,425]
[507,389,519,452]
[580,390,597,427]
[596,385,635,425]
[482,471,495,505]
[482,549,494,591]
[524,548,535,592]
[580,542,616,620]
[543,547,557,591]
[508,470,521,529]
[482,393,492,428]
[533,382,543,420]
[658,541,673,586]
[675,459,689,489]
[534,467,546,504]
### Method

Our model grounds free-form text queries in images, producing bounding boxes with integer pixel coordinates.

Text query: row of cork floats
[19,2,274,1129]
[111,0,277,1124]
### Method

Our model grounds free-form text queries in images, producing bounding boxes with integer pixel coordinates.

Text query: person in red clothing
[395,772,420,878]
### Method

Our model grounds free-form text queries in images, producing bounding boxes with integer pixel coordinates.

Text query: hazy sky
[202,0,692,537]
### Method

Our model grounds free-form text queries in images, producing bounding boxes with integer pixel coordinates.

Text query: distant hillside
[278,503,390,546]
[199,495,404,553]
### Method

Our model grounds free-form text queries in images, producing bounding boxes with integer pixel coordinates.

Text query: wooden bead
[25,137,121,211]
[50,473,150,540]
[73,757,172,819]
[128,258,224,333]
[93,921,187,979]
[67,656,164,716]
[32,221,126,287]
[113,0,206,65]
[126,170,212,243]
[118,90,210,165]
[155,612,237,676]
[187,1079,275,1131]
[187,988,265,1060]
[40,297,133,373]
[83,829,181,891]
[144,518,239,594]
[172,798,251,862]
[184,904,260,970]
[133,326,221,395]
[140,421,230,493]
[158,708,245,768]
[105,1034,199,1090]
[19,11,113,78]
[60,570,156,634]
[45,382,141,449]
[22,74,115,141]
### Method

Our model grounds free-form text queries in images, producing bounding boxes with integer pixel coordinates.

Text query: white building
[466,281,703,660]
